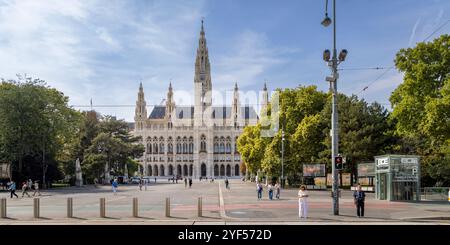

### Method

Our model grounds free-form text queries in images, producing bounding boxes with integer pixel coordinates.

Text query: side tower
[134,82,147,131]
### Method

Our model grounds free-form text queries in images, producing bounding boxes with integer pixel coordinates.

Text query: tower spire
[201,18,205,35]
[194,18,212,126]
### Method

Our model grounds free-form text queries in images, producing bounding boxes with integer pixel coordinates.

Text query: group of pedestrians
[184,177,193,188]
[138,178,149,191]
[255,181,366,220]
[6,179,41,198]
[256,182,281,200]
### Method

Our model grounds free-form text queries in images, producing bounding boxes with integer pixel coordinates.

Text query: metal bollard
[33,198,40,218]
[100,198,106,218]
[165,197,170,217]
[132,197,138,217]
[67,198,73,218]
[198,197,202,217]
[1,198,6,218]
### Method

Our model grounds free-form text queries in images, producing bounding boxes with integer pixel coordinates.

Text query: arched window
[220,165,225,176]
[235,164,240,176]
[147,165,152,176]
[183,143,187,154]
[226,143,231,153]
[147,143,152,154]
[168,143,173,153]
[159,165,165,176]
[160,143,164,154]
[201,163,206,177]
[219,143,225,153]
[200,135,207,152]
[214,143,218,153]
[153,143,158,154]
[153,165,159,176]
[214,165,219,176]
[226,165,231,177]
[168,165,173,176]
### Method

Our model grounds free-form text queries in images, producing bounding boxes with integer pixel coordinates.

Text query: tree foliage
[0,76,81,183]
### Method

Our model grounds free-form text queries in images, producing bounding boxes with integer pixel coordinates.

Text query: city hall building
[132,21,268,178]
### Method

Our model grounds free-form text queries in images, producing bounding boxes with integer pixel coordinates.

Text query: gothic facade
[132,21,269,178]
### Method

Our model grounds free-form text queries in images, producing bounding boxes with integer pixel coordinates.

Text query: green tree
[390,34,450,185]
[81,116,144,182]
[318,94,392,181]
[0,76,81,184]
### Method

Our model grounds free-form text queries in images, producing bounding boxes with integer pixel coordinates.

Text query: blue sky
[0,0,449,121]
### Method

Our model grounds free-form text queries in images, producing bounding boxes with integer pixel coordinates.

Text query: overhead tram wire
[338,66,389,71]
[354,19,450,95]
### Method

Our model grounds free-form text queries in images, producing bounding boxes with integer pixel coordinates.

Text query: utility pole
[281,128,285,188]
[321,0,348,215]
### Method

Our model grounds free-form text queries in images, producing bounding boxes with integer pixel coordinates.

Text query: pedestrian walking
[112,179,118,195]
[8,181,18,198]
[32,181,41,196]
[21,182,31,198]
[275,182,281,199]
[94,178,98,188]
[225,178,230,189]
[154,177,157,183]
[139,179,143,191]
[144,178,148,191]
[184,178,187,188]
[298,185,309,219]
[353,184,366,218]
[268,183,273,200]
[27,179,32,191]
[257,183,263,200]
[189,178,192,188]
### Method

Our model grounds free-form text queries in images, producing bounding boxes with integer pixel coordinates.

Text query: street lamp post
[322,0,348,215]
[281,129,285,188]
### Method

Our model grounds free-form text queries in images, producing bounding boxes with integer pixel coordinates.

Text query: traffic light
[335,156,343,170]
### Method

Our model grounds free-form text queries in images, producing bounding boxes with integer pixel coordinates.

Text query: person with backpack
[268,183,274,200]
[257,183,263,200]
[9,181,18,198]
[112,179,118,195]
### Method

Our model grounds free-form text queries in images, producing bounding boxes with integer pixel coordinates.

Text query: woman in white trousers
[298,185,309,219]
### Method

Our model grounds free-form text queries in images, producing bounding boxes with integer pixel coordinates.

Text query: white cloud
[96,27,121,50]
[0,0,206,121]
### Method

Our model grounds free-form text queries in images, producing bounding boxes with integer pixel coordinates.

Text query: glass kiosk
[374,155,421,201]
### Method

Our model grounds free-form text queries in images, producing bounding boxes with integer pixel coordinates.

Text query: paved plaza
[0,179,449,224]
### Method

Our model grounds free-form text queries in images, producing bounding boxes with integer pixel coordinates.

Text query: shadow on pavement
[69,217,87,220]
[167,216,189,220]
[199,216,222,220]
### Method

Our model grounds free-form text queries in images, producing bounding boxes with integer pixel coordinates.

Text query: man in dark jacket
[353,184,366,217]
